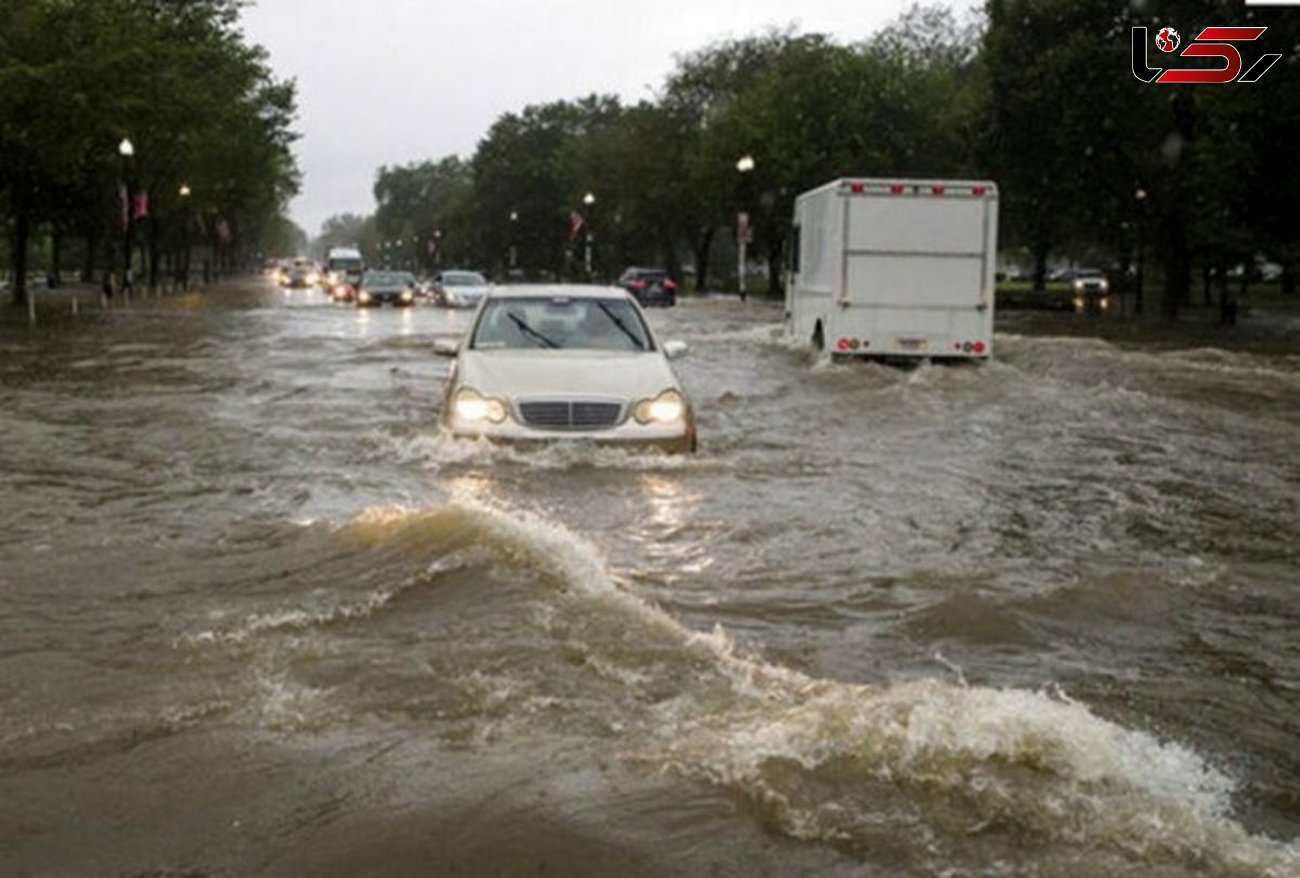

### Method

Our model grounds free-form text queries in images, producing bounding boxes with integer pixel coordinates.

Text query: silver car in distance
[437,286,696,453]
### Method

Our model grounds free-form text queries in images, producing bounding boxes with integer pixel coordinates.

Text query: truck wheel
[812,322,825,352]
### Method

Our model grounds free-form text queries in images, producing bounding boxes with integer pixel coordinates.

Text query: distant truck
[324,246,365,294]
[785,178,999,361]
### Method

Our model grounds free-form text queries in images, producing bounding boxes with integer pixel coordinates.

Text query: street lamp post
[1134,188,1147,317]
[119,138,135,299]
[178,184,191,290]
[582,192,595,280]
[736,155,755,301]
[509,210,518,274]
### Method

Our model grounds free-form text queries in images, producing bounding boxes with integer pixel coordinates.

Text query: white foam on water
[418,504,1297,872]
[180,501,1298,872]
[376,427,719,473]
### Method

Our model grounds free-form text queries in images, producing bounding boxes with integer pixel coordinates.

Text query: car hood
[456,349,682,399]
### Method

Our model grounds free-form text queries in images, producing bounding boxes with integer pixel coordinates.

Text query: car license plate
[897,337,928,352]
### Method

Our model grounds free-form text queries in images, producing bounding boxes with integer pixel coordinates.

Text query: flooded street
[1,279,1297,877]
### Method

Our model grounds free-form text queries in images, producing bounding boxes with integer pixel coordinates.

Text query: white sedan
[437,286,696,453]
[433,270,492,308]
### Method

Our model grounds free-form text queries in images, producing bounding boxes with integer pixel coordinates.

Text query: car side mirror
[662,340,689,360]
[431,336,460,358]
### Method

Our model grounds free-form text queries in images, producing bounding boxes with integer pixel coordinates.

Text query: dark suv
[617,267,678,307]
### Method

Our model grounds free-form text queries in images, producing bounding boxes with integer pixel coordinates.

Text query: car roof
[483,284,635,302]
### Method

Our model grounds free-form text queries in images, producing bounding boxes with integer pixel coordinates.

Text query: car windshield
[471,297,651,352]
[329,258,363,271]
[443,272,487,286]
[363,271,406,286]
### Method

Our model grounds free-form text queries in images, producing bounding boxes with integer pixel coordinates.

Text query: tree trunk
[1031,242,1050,292]
[50,230,62,287]
[11,195,31,308]
[766,238,783,298]
[662,238,682,283]
[147,216,160,292]
[83,227,97,286]
[693,227,715,293]
[1215,258,1231,325]
[1160,212,1190,322]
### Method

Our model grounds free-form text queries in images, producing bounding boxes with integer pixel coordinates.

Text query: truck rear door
[844,189,992,311]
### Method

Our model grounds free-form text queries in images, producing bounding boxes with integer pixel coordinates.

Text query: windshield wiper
[506,311,559,348]
[596,302,646,350]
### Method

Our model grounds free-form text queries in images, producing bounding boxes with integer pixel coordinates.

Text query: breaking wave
[175,502,1296,875]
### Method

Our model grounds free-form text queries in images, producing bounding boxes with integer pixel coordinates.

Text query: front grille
[518,400,623,430]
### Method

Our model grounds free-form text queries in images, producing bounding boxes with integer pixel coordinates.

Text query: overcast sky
[238,0,936,237]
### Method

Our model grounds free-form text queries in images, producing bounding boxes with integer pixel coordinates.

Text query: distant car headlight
[400,288,414,302]
[1073,280,1084,291]
[1098,279,1109,292]
[634,389,685,424]
[453,388,507,423]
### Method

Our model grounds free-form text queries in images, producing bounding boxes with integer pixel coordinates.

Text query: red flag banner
[568,211,585,242]
[132,191,149,219]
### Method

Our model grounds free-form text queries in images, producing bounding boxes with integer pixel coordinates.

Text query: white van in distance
[786,178,999,361]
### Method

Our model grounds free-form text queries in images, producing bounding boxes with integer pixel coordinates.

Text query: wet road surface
[1,279,1298,876]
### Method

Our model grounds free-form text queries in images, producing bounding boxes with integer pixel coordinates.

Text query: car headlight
[1098,279,1109,292]
[401,288,414,302]
[358,290,372,303]
[453,388,507,423]
[1073,280,1084,291]
[634,389,685,424]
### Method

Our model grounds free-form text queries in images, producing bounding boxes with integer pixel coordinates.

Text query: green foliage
[0,0,300,301]
[311,0,1296,308]
[373,157,471,270]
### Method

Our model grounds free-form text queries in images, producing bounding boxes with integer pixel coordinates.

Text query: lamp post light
[582,192,596,280]
[1134,187,1148,316]
[736,155,755,301]
[118,138,135,298]
[178,183,192,290]
[509,210,518,273]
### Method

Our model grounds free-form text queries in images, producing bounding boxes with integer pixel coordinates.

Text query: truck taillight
[972,185,987,196]
[850,181,865,193]
[931,185,946,195]
[890,184,905,195]
[973,341,987,354]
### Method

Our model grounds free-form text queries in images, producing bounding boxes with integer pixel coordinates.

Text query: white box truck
[785,178,998,361]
